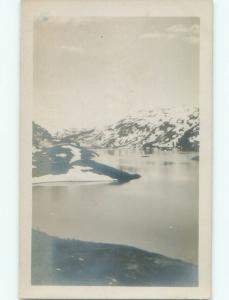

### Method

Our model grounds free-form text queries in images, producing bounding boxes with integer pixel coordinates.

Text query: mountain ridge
[53,107,199,151]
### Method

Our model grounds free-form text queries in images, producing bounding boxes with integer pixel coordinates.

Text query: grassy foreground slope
[32,230,198,286]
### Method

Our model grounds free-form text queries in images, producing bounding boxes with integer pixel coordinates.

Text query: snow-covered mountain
[32,107,199,183]
[55,107,199,151]
[32,123,140,183]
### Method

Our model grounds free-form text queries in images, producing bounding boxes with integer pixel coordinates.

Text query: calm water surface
[32,150,198,264]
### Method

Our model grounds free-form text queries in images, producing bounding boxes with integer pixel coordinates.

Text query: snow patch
[62,145,81,162]
[56,153,67,158]
[32,165,116,184]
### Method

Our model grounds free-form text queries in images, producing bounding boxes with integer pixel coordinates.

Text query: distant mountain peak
[33,107,199,152]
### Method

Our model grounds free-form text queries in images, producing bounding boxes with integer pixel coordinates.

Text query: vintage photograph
[32,16,199,286]
[20,0,212,299]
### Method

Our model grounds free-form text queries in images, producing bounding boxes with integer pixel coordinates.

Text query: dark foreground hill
[32,230,198,286]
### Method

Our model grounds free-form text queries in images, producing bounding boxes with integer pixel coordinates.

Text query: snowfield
[32,165,116,184]
[32,143,121,184]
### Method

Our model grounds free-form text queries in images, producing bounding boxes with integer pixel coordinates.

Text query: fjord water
[32,150,198,264]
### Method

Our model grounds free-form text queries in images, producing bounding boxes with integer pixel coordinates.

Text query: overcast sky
[33,17,199,133]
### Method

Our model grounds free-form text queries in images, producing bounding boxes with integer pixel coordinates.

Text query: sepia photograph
[20,0,212,299]
[32,16,200,287]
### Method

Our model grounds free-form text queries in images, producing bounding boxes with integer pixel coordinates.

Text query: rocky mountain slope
[55,107,199,151]
[33,122,53,148]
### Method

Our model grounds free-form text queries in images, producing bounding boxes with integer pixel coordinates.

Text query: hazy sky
[33,17,199,133]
